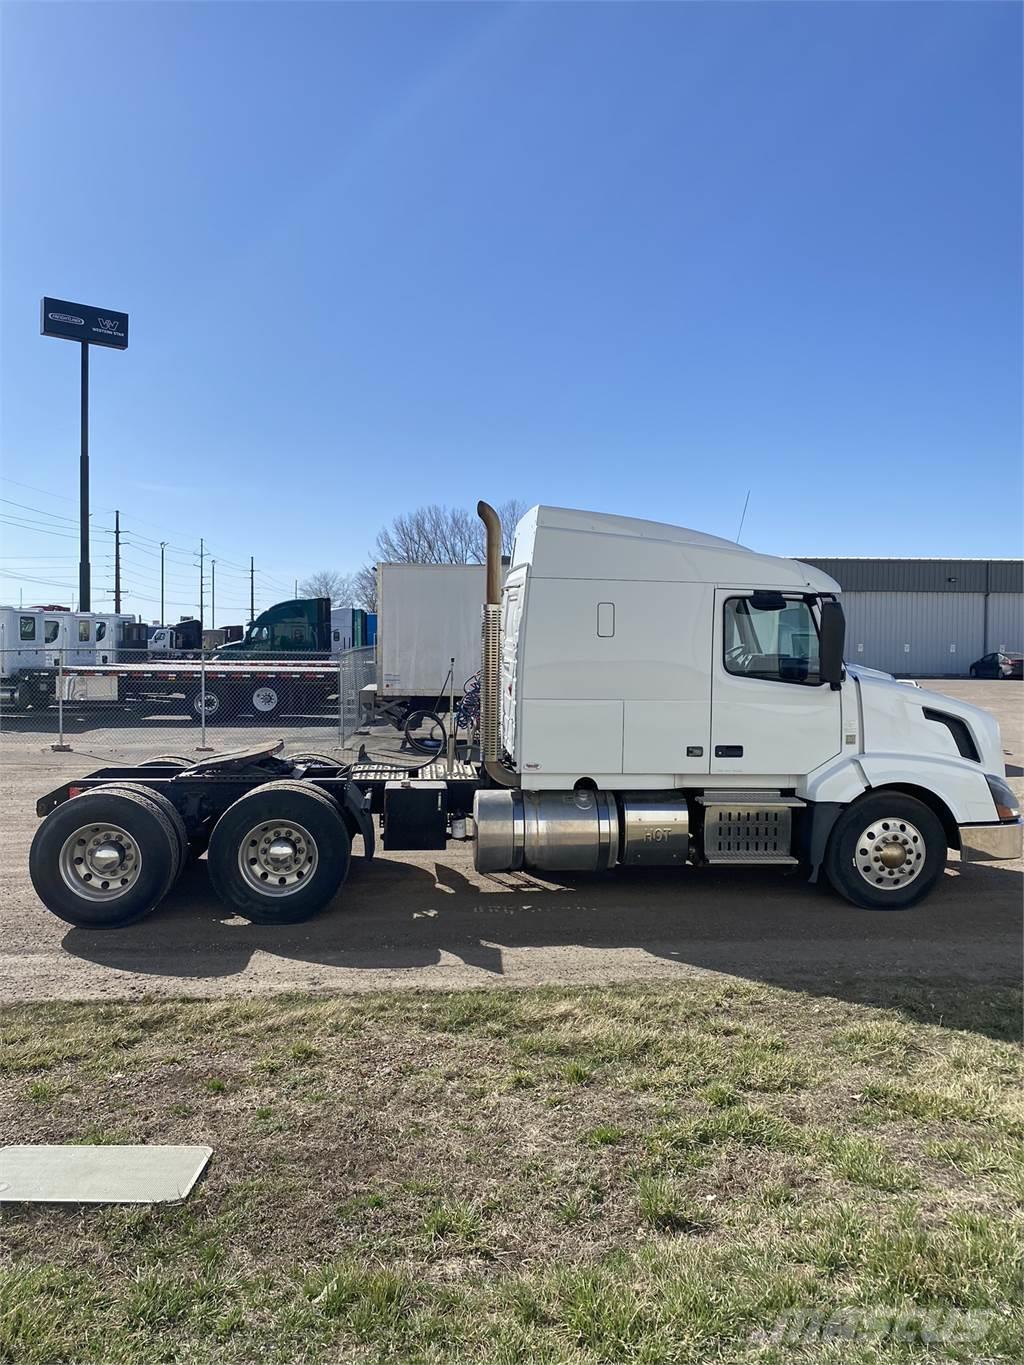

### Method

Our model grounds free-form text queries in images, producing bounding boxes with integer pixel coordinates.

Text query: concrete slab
[0,1144,212,1203]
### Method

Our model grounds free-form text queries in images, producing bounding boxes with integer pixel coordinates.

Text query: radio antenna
[735,489,751,542]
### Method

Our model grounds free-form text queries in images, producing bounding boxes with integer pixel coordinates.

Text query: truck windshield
[724,596,821,684]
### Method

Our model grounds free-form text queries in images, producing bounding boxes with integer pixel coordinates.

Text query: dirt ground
[0,680,1020,1004]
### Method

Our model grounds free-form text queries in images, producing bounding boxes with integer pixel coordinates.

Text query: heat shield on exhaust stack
[480,604,501,763]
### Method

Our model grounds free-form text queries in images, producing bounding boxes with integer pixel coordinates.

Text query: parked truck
[217,599,375,657]
[1,601,373,720]
[28,502,1021,928]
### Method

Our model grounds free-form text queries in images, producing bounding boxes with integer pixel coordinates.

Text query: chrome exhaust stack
[477,501,517,787]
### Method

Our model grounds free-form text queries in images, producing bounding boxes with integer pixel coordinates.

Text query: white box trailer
[375,564,485,702]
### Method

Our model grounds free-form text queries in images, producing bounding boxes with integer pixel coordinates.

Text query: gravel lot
[0,680,1020,1003]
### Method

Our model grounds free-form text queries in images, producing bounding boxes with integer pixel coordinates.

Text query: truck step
[703,852,800,866]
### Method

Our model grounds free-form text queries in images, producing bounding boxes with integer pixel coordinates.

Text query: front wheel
[823,793,947,909]
[207,781,350,923]
[969,666,978,679]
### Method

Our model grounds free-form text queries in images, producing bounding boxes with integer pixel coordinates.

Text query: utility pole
[114,509,121,613]
[294,578,298,598]
[198,538,205,629]
[211,560,216,631]
[160,542,167,624]
[249,556,255,624]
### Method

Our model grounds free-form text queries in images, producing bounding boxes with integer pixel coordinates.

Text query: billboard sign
[40,297,128,349]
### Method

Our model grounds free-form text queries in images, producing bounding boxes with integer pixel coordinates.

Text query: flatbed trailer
[11,659,343,722]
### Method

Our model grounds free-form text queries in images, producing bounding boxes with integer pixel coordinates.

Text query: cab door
[710,590,841,776]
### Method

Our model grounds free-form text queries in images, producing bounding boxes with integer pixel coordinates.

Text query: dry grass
[0,978,1021,1363]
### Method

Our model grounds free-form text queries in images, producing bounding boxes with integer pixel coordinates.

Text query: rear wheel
[29,789,179,928]
[207,781,350,923]
[141,755,191,768]
[824,792,946,909]
[100,783,190,885]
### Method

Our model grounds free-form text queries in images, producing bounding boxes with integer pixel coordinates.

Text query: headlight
[985,774,1021,821]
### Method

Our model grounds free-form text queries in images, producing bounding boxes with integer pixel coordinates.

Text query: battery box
[382,780,449,851]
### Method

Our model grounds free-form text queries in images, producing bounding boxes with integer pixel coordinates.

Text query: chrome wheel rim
[59,823,142,901]
[238,820,317,896]
[854,817,925,890]
[194,692,220,717]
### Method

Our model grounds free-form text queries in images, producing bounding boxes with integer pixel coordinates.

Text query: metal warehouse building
[798,558,1023,677]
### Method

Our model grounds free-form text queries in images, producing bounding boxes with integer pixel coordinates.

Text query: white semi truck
[28,502,1021,927]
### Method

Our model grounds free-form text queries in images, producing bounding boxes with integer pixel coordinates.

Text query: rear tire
[141,755,191,768]
[823,792,946,910]
[207,781,350,923]
[100,784,190,885]
[29,789,179,928]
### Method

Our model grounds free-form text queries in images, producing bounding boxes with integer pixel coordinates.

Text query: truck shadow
[60,853,1022,1039]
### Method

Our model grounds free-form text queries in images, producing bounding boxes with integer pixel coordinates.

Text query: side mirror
[819,600,846,689]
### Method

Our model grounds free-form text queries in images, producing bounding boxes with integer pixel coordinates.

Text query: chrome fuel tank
[473,789,619,873]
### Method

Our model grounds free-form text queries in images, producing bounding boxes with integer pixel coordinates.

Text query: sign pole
[41,296,129,613]
[79,342,90,612]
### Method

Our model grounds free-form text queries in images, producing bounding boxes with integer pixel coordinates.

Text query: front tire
[207,781,350,923]
[824,792,946,909]
[969,666,978,679]
[29,789,179,928]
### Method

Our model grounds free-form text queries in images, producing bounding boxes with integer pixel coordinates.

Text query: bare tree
[351,562,378,612]
[350,500,530,611]
[496,498,528,558]
[374,505,484,565]
[372,500,530,567]
[298,570,355,607]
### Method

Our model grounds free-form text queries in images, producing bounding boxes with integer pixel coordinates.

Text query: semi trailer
[28,502,1021,928]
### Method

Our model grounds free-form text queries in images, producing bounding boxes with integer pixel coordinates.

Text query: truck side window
[79,621,91,642]
[96,622,107,642]
[19,616,36,641]
[44,620,60,643]
[723,597,821,684]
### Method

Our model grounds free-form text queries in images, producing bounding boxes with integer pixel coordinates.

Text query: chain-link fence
[0,644,379,763]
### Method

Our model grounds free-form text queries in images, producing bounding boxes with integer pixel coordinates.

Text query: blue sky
[2,1,1020,621]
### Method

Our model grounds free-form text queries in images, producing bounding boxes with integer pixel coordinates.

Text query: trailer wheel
[207,781,351,924]
[249,683,285,719]
[99,784,190,885]
[823,792,946,910]
[189,688,223,722]
[29,789,179,929]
